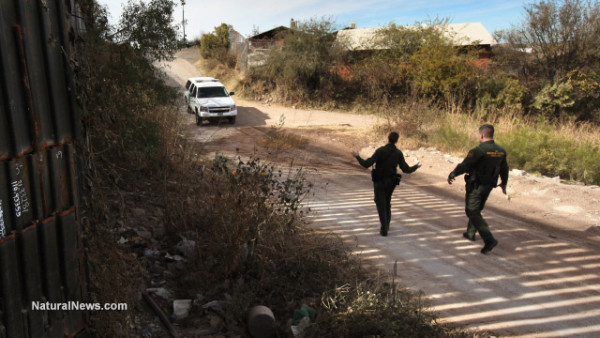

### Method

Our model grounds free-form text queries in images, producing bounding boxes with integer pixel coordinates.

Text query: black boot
[481,239,498,254]
[463,232,476,241]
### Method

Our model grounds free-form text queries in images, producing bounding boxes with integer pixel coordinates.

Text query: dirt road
[160,48,600,337]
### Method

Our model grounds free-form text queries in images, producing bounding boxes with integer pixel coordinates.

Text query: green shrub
[421,111,600,186]
[409,43,479,108]
[246,18,344,105]
[500,120,600,184]
[200,23,231,59]
[531,82,575,117]
[477,76,528,111]
[566,69,600,122]
[428,115,474,153]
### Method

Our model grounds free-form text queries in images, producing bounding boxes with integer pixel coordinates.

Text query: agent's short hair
[479,124,494,138]
[388,132,399,144]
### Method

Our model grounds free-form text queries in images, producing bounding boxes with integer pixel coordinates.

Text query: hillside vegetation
[76,0,481,336]
[76,0,599,336]
[230,1,600,185]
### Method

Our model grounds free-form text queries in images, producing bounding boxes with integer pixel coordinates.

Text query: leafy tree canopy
[116,0,180,61]
[504,0,600,82]
[200,23,232,59]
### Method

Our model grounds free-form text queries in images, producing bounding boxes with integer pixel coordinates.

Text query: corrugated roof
[336,22,497,51]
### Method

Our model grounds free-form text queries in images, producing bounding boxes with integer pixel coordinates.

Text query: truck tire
[195,111,202,126]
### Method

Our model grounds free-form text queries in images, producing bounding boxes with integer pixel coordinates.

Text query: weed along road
[162,48,600,337]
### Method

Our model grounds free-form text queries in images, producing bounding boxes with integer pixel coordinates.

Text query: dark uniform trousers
[374,177,396,234]
[355,142,419,235]
[465,184,495,242]
[449,139,508,246]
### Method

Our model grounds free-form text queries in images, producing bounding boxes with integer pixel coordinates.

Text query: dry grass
[132,103,474,336]
[396,107,600,185]
[555,120,600,145]
[194,54,241,90]
[350,97,600,185]
[258,127,310,154]
[80,44,492,336]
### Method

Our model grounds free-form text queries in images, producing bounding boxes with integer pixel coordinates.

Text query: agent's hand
[415,161,422,169]
[447,173,455,185]
[351,151,359,157]
[500,184,507,195]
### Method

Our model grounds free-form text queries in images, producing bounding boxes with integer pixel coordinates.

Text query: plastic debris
[172,299,193,320]
[146,287,172,300]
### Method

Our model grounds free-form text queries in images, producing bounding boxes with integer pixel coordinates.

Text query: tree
[505,0,600,82]
[260,17,343,100]
[214,23,231,49]
[374,18,451,62]
[200,23,232,59]
[361,19,480,110]
[408,39,480,111]
[346,21,451,102]
[116,0,179,61]
[500,0,600,120]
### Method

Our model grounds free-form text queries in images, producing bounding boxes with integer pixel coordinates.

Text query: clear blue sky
[99,0,528,39]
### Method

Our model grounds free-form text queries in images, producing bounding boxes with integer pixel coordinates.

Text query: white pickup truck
[184,77,237,125]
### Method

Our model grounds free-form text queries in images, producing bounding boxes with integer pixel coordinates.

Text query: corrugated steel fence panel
[0,0,85,337]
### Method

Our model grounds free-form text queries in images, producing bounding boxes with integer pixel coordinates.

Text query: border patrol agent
[352,132,421,237]
[448,124,509,254]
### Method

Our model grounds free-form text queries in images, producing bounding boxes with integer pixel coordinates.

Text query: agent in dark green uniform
[352,132,421,236]
[448,124,509,254]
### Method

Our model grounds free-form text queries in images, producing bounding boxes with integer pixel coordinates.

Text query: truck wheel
[195,112,202,126]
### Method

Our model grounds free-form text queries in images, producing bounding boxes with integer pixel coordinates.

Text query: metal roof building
[336,22,498,51]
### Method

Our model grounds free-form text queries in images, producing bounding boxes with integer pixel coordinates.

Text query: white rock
[511,169,527,177]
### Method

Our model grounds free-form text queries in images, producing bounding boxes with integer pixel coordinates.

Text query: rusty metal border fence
[0,0,86,337]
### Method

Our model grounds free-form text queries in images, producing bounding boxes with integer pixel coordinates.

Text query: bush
[500,0,600,121]
[76,3,490,337]
[245,17,345,106]
[426,114,478,154]
[477,76,529,111]
[504,0,600,83]
[500,119,600,184]
[531,82,575,117]
[565,69,600,121]
[200,23,231,59]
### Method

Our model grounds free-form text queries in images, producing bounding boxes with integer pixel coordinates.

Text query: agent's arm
[498,156,509,194]
[397,152,421,173]
[352,150,377,168]
[448,148,482,184]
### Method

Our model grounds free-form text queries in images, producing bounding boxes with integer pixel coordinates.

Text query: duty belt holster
[394,173,402,186]
[371,170,402,185]
[464,174,478,193]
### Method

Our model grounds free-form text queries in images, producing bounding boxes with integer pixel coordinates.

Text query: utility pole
[181,0,186,44]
